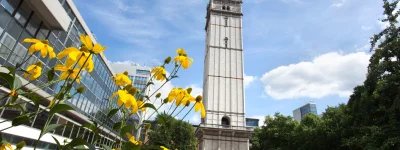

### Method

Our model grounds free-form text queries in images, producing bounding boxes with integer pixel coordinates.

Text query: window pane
[0,6,12,34]
[63,122,73,138]
[14,1,31,26]
[33,110,49,129]
[0,0,21,14]
[0,32,16,59]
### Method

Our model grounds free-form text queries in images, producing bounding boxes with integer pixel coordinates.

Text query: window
[9,42,26,65]
[222,5,225,10]
[33,110,50,129]
[0,5,12,34]
[224,37,228,48]
[227,6,230,11]
[0,32,16,59]
[221,116,230,127]
[224,17,228,27]
[0,0,21,14]
[14,1,32,26]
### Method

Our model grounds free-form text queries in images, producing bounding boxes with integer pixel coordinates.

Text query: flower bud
[186,88,192,94]
[164,57,172,64]
[77,86,85,94]
[195,95,203,102]
[156,93,162,98]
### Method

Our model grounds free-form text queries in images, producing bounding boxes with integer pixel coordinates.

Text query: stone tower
[197,0,251,149]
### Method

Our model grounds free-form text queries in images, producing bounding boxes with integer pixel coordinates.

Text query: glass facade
[0,0,120,147]
[130,69,151,93]
[293,103,318,121]
[245,118,259,127]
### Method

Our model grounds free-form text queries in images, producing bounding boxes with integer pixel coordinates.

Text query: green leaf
[47,68,55,81]
[107,108,119,118]
[122,142,141,150]
[16,141,26,150]
[49,103,74,115]
[141,103,157,112]
[113,122,122,130]
[4,66,16,74]
[13,76,22,89]
[120,125,133,138]
[0,72,14,89]
[65,138,94,150]
[146,81,154,86]
[101,144,113,150]
[82,123,97,133]
[42,124,63,136]
[51,136,62,148]
[12,115,30,126]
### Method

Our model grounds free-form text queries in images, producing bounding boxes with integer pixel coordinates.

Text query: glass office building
[293,103,318,121]
[0,0,121,148]
[245,118,259,127]
[110,63,151,94]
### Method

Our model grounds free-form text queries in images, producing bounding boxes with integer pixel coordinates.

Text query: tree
[346,0,400,149]
[250,113,299,150]
[147,113,197,150]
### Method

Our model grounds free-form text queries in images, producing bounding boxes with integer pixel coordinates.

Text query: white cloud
[186,84,203,97]
[361,25,372,31]
[77,0,205,47]
[261,52,371,100]
[244,74,256,88]
[189,113,201,125]
[378,20,390,30]
[331,0,346,7]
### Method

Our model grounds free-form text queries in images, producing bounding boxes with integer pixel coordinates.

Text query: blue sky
[73,0,385,123]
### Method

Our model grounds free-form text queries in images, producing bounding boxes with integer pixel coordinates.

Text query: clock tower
[197,0,251,149]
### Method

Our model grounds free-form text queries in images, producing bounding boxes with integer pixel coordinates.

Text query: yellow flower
[167,88,194,106]
[112,90,137,109]
[167,88,182,102]
[58,47,94,72]
[114,72,132,86]
[174,55,193,69]
[126,133,140,145]
[151,66,166,81]
[23,38,56,59]
[80,35,106,54]
[176,48,186,56]
[0,143,13,150]
[55,64,81,83]
[160,146,169,150]
[195,96,206,118]
[24,63,42,80]
[137,100,146,112]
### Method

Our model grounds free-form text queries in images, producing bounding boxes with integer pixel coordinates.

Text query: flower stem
[181,103,196,121]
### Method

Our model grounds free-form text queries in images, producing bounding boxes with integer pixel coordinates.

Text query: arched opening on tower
[221,116,230,127]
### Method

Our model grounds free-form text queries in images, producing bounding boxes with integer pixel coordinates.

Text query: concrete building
[0,0,121,149]
[196,0,252,149]
[293,103,318,121]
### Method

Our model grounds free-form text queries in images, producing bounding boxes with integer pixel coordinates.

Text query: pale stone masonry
[197,0,252,149]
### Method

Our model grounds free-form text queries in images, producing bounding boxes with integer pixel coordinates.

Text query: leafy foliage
[251,1,400,148]
[147,114,197,150]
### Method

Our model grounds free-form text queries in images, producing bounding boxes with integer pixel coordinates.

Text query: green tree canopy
[147,113,197,150]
